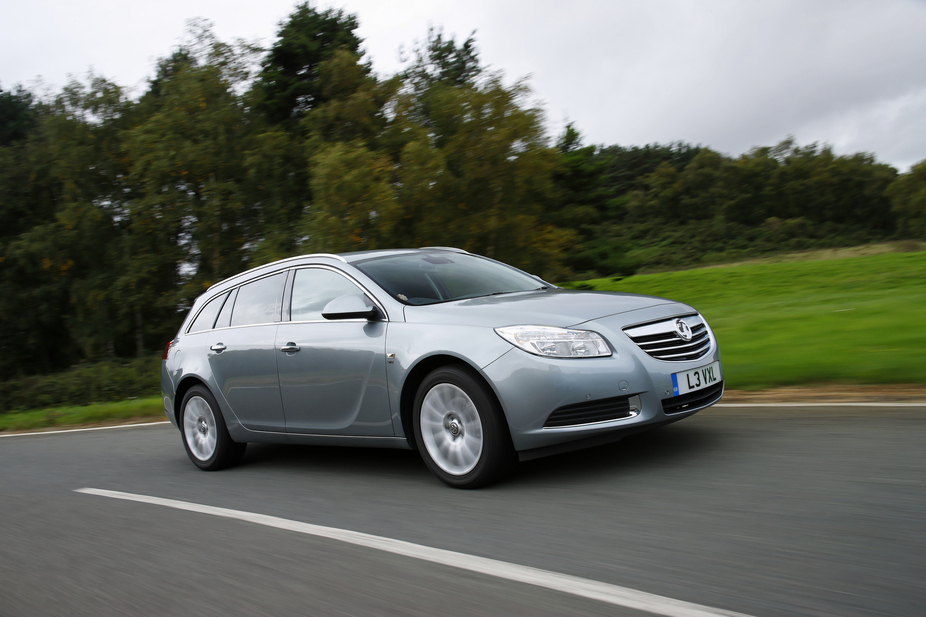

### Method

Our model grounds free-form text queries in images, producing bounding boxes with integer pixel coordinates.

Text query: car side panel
[384,322,514,438]
[206,324,287,432]
[276,320,393,436]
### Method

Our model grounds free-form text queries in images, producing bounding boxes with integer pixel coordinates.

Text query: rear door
[207,272,288,432]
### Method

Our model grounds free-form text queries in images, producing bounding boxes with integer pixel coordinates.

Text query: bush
[0,356,162,413]
[564,239,641,278]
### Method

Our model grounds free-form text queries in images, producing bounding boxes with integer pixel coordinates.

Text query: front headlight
[494,325,612,358]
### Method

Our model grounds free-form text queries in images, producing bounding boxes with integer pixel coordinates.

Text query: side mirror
[322,294,381,320]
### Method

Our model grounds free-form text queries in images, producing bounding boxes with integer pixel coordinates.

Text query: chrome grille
[623,315,712,362]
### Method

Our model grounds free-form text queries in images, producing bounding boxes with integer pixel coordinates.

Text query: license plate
[671,361,721,396]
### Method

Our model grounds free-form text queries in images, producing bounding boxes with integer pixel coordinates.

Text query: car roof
[340,246,469,263]
[205,247,469,292]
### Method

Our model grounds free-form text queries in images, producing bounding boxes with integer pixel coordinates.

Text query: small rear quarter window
[187,292,229,334]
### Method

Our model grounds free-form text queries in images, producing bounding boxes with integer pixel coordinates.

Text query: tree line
[0,3,924,380]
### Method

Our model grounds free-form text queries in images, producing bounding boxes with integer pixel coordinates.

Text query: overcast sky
[3,0,925,171]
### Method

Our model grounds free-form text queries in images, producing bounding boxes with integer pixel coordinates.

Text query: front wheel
[180,385,246,471]
[413,365,514,488]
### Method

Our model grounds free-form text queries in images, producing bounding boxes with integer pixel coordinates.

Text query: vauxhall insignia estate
[161,247,723,487]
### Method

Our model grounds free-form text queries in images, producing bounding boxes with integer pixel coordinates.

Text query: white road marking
[0,421,170,438]
[75,487,753,617]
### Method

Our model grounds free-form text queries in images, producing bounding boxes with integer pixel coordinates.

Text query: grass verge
[571,250,926,389]
[0,397,166,433]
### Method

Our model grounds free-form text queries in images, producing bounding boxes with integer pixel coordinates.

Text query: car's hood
[403,289,686,328]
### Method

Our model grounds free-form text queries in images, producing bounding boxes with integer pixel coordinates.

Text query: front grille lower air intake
[544,395,636,428]
[623,315,712,362]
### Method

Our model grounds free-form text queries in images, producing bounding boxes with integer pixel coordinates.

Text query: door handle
[280,343,301,353]
[210,343,226,353]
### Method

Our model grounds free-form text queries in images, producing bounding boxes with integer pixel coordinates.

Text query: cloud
[795,86,926,171]
[495,0,926,168]
[2,0,925,169]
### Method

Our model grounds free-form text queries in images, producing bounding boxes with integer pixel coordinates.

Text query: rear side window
[214,287,238,330]
[290,268,367,322]
[230,273,287,327]
[187,292,229,334]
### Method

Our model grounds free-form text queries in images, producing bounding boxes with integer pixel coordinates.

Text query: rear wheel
[413,365,514,488]
[180,385,246,471]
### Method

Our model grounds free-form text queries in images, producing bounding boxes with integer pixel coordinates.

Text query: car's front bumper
[484,306,723,453]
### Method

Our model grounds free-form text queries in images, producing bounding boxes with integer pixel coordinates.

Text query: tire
[413,365,514,488]
[180,385,246,471]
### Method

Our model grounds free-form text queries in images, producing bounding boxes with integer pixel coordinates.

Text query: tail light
[162,339,174,360]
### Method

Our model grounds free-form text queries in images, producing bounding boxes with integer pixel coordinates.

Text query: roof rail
[418,246,469,254]
[206,253,347,291]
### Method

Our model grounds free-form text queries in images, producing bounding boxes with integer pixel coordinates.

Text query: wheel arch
[399,354,510,452]
[173,375,211,425]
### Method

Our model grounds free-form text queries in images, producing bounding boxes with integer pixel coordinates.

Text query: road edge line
[0,421,170,438]
[75,487,754,617]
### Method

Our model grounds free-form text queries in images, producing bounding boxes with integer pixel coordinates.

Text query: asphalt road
[1,405,924,617]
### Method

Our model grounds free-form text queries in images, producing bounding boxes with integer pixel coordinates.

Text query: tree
[548,124,608,230]
[0,75,140,373]
[766,140,896,229]
[304,141,398,252]
[719,147,779,226]
[389,75,572,275]
[256,4,365,124]
[302,49,400,148]
[888,159,926,238]
[293,30,573,277]
[128,25,260,293]
[0,84,35,146]
[599,142,701,215]
[402,27,480,92]
[240,127,308,265]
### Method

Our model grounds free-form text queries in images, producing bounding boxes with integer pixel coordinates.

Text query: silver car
[161,247,723,488]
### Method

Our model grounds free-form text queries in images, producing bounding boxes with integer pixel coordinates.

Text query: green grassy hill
[570,250,926,389]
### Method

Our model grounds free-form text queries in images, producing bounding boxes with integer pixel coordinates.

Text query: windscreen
[354,252,547,305]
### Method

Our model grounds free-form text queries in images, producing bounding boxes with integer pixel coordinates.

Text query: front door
[276,267,392,436]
